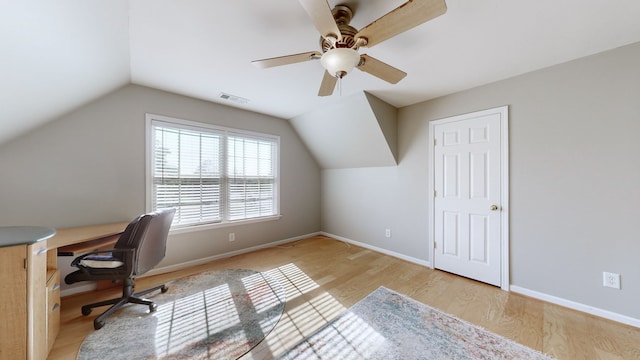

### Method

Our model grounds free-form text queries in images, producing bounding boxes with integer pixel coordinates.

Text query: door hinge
[434,138,437,146]
[433,242,437,249]
[434,190,437,197]
[24,258,27,269]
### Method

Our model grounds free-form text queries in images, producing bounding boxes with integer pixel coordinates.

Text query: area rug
[77,268,285,360]
[278,286,554,360]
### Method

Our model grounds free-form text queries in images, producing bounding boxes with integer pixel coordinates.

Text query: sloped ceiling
[290,91,397,169]
[3,0,640,146]
[0,0,130,144]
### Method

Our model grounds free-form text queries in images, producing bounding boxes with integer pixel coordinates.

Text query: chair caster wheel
[81,307,92,316]
[161,285,169,293]
[150,303,158,312]
[94,320,105,330]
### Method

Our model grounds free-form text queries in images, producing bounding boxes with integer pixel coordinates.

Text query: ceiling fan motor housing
[320,5,359,52]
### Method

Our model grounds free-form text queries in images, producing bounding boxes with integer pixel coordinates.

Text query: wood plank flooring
[48,235,640,359]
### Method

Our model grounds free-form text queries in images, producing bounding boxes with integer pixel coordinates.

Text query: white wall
[322,41,640,320]
[0,85,321,268]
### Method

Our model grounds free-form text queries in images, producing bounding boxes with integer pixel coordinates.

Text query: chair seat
[80,254,125,269]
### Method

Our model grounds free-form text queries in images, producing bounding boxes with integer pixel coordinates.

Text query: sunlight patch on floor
[252,263,350,358]
[149,262,356,358]
[153,283,239,356]
[286,311,386,359]
[150,271,284,357]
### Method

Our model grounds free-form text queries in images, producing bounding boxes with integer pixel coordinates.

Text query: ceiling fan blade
[251,51,321,69]
[318,70,337,96]
[299,0,342,41]
[357,54,407,84]
[355,0,447,48]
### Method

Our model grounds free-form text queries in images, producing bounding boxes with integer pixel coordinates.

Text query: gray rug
[77,268,285,360]
[278,286,554,360]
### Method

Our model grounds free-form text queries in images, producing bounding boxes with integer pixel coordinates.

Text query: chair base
[82,279,169,330]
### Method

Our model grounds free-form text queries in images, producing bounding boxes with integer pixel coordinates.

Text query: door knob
[490,205,499,211]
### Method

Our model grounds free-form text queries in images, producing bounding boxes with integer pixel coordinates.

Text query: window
[146,114,279,228]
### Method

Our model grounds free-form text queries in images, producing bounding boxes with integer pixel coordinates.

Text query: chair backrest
[114,208,176,276]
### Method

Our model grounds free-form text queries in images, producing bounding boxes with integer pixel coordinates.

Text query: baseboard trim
[320,232,431,268]
[510,285,640,328]
[143,232,322,277]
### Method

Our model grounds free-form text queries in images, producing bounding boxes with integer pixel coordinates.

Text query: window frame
[145,113,281,233]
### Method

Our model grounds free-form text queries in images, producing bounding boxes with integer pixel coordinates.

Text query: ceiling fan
[251,0,447,96]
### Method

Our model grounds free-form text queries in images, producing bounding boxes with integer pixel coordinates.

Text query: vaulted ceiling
[3,0,640,145]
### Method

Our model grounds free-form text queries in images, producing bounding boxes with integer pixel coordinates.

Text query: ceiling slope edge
[364,91,398,164]
[289,91,397,169]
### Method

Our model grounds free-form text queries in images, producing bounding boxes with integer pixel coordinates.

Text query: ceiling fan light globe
[321,48,360,78]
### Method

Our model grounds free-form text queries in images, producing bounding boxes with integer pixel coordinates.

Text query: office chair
[65,208,175,330]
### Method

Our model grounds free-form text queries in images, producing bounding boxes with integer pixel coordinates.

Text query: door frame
[428,106,510,291]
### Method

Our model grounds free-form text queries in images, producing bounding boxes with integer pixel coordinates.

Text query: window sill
[169,215,283,235]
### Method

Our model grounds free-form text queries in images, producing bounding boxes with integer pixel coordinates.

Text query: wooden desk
[53,222,128,257]
[0,222,128,360]
[47,221,129,283]
[48,222,129,250]
[0,227,55,360]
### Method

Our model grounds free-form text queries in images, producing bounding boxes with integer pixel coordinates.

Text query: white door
[431,107,508,287]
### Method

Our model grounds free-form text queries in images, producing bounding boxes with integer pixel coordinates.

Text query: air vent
[218,92,249,104]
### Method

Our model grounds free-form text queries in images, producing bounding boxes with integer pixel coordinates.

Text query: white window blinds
[228,134,277,220]
[149,116,279,227]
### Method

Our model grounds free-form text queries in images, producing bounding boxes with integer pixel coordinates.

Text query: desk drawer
[46,269,61,352]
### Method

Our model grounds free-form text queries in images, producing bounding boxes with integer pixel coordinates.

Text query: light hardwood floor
[48,235,640,359]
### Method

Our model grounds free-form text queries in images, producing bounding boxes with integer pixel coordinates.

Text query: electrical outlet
[228,233,235,242]
[603,272,621,289]
[385,229,391,238]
